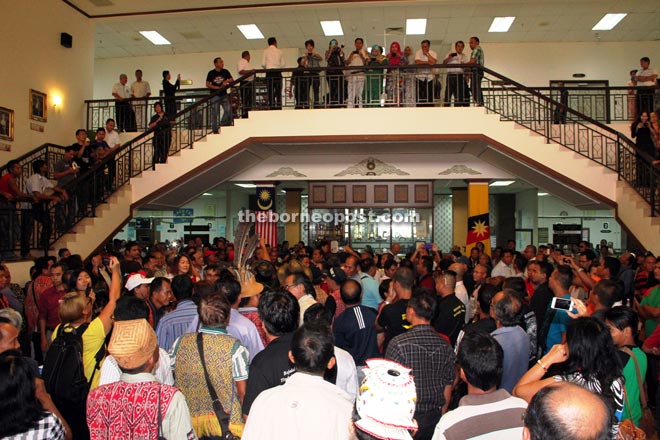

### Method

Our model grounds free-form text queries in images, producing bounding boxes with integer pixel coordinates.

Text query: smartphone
[85,285,92,297]
[330,240,339,254]
[550,297,574,311]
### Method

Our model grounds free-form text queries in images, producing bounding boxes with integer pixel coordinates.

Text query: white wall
[485,41,660,88]
[93,48,300,99]
[0,0,94,156]
[537,195,621,249]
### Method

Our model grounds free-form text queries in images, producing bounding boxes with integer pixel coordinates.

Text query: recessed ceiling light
[489,180,515,187]
[538,192,549,196]
[235,183,257,188]
[488,17,516,33]
[237,24,264,40]
[406,19,427,35]
[139,31,171,45]
[320,20,344,36]
[592,13,627,31]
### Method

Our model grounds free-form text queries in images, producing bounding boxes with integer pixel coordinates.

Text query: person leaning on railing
[324,39,345,106]
[25,160,67,252]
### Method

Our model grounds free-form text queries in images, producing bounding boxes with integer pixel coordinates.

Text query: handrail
[7,64,657,258]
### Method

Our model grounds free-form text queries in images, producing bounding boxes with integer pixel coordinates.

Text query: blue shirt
[491,325,531,393]
[544,294,572,354]
[156,299,198,351]
[358,273,381,310]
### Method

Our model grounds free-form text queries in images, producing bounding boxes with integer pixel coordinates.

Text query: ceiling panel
[84,0,660,60]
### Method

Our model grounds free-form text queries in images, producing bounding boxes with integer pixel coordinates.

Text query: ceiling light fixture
[406,19,427,35]
[139,31,171,45]
[489,180,515,187]
[234,183,257,188]
[203,193,213,196]
[488,17,516,33]
[237,24,265,40]
[538,192,549,196]
[320,20,344,36]
[592,13,627,31]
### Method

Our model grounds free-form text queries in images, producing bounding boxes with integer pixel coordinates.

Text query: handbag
[619,347,658,439]
[196,333,240,440]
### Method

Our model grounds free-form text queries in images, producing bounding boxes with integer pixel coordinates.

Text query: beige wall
[93,48,301,100]
[0,0,94,158]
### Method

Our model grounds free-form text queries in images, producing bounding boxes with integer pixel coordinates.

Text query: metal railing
[5,64,658,257]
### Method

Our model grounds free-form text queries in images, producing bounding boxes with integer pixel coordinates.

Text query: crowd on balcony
[1,231,659,439]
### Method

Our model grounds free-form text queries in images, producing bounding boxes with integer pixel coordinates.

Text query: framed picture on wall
[0,107,14,141]
[29,89,47,122]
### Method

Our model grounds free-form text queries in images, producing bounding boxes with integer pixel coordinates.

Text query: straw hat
[108,319,158,370]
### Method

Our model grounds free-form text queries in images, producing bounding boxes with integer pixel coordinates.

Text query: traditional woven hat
[108,319,158,370]
[355,358,418,440]
[240,277,264,299]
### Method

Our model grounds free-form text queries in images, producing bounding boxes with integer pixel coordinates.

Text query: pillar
[285,189,302,244]
[466,180,491,255]
[452,188,468,252]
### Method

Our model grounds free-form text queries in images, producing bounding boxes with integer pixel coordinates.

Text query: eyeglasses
[283,283,301,290]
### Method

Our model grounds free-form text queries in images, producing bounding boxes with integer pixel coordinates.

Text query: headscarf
[388,41,404,66]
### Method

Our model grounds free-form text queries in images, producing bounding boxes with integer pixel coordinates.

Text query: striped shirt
[431,389,527,440]
[156,299,199,351]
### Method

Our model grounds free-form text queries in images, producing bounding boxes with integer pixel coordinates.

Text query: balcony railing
[3,64,657,257]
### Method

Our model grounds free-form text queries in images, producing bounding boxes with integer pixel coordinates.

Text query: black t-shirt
[206,68,233,97]
[333,305,379,366]
[242,332,295,415]
[530,282,553,331]
[378,299,410,352]
[433,294,466,346]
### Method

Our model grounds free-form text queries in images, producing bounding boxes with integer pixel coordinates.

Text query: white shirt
[445,51,469,74]
[415,48,439,81]
[105,129,120,148]
[26,173,55,196]
[242,372,353,440]
[130,80,151,98]
[237,58,254,81]
[491,260,516,278]
[111,82,131,100]
[636,68,658,86]
[334,346,358,401]
[262,45,285,69]
[99,348,174,386]
[455,280,471,323]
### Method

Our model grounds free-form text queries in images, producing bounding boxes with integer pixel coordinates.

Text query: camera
[562,257,570,264]
[102,255,111,266]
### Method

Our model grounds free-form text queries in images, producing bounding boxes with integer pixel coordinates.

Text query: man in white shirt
[415,39,438,107]
[104,118,120,149]
[492,249,516,278]
[130,69,151,130]
[25,160,67,251]
[442,40,469,107]
[237,50,255,118]
[242,325,353,440]
[111,74,136,132]
[345,37,368,108]
[636,56,658,116]
[262,37,285,109]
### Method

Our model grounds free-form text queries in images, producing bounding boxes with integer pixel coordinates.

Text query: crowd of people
[0,233,659,439]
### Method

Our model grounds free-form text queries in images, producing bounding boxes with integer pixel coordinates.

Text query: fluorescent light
[139,31,171,45]
[237,24,264,40]
[301,194,309,198]
[320,20,344,36]
[235,183,257,188]
[592,13,627,31]
[203,193,213,196]
[489,180,515,187]
[488,17,516,33]
[406,19,427,35]
[538,192,549,196]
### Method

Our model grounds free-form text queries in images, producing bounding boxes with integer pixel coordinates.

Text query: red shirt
[37,286,67,329]
[0,173,16,197]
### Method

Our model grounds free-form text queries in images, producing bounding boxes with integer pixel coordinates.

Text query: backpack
[42,323,105,406]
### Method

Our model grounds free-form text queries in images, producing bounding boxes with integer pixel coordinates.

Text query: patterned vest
[175,332,243,438]
[87,380,177,439]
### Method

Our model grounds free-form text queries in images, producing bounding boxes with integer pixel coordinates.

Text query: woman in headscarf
[386,41,406,105]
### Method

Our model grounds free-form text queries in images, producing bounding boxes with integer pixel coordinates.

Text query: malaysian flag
[255,184,278,247]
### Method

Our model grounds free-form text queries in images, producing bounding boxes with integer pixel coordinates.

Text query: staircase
[5,65,659,266]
